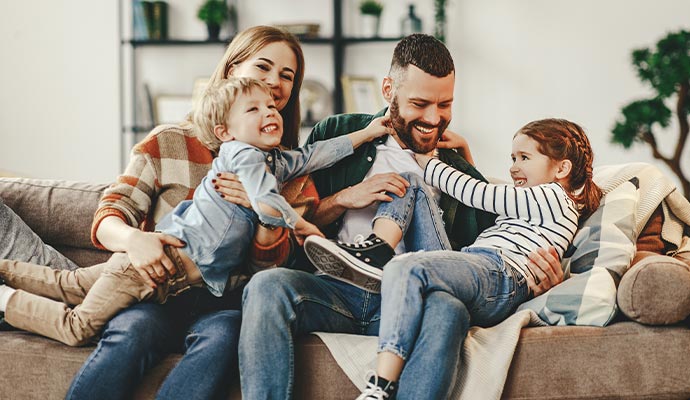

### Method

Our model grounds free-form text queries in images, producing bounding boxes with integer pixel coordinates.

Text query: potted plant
[359,0,383,37]
[612,29,690,198]
[197,0,228,40]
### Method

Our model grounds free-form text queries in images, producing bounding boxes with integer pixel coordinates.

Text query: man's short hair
[389,34,454,81]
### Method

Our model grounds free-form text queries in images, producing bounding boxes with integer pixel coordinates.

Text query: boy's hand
[414,153,433,170]
[293,218,324,246]
[362,116,392,141]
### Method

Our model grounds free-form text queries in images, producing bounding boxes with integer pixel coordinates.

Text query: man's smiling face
[386,65,454,154]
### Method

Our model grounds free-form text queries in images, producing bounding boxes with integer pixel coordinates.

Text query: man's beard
[389,96,449,154]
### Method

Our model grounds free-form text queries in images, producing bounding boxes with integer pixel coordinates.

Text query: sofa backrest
[0,178,112,267]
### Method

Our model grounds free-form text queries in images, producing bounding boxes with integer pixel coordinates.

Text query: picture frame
[154,95,193,124]
[341,76,383,114]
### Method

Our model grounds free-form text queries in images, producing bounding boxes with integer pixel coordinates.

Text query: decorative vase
[361,14,380,37]
[207,23,221,40]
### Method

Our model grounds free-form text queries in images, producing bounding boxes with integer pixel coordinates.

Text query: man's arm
[310,173,410,227]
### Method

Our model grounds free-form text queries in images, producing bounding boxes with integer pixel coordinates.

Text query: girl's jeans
[374,171,452,252]
[379,247,531,362]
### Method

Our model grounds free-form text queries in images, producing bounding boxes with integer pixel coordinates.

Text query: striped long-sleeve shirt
[424,158,579,280]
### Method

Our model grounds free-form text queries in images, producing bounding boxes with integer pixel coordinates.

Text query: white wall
[1,0,689,188]
[450,0,690,185]
[0,1,119,182]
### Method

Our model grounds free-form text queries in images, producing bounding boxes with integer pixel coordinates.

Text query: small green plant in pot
[197,0,228,40]
[359,0,383,37]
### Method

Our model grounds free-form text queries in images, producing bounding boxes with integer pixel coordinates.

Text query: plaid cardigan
[91,123,319,285]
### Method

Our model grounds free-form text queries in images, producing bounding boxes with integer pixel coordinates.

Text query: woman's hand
[293,218,324,246]
[124,230,185,288]
[436,129,475,165]
[525,247,564,296]
[213,172,251,209]
[336,173,410,209]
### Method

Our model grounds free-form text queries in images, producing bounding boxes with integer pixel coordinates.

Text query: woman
[65,26,310,400]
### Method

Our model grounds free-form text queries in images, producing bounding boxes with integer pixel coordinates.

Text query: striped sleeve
[424,158,578,233]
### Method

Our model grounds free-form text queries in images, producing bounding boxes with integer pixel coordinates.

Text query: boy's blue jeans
[374,171,452,252]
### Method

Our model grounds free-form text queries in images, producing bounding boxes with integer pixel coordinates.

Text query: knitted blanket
[314,309,546,399]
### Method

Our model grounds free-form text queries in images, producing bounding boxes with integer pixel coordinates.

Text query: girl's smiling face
[510,133,563,188]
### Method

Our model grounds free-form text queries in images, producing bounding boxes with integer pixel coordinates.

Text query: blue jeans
[379,247,531,398]
[374,171,451,252]
[239,268,470,400]
[0,199,77,270]
[66,287,242,400]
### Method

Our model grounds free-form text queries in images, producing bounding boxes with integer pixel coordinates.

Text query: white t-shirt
[336,136,440,254]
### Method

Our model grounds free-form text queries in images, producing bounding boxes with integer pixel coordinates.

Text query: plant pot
[360,14,380,37]
[207,23,221,40]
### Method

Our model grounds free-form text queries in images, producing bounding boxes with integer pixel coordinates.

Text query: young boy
[0,77,390,346]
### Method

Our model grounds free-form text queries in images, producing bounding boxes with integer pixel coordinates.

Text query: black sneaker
[356,371,397,399]
[304,234,394,293]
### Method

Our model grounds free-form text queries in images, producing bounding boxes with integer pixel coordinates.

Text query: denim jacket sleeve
[221,143,301,229]
[274,135,354,183]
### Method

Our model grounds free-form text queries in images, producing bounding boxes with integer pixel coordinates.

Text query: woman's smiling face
[229,41,297,112]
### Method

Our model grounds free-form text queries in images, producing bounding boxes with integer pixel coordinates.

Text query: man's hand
[525,247,564,296]
[125,230,185,288]
[293,218,324,246]
[336,173,410,210]
[213,172,252,209]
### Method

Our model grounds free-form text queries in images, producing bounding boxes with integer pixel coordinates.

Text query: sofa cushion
[518,178,639,326]
[618,253,690,325]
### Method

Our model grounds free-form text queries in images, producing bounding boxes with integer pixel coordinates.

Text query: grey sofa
[1,177,690,400]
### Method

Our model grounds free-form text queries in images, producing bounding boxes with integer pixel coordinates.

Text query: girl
[338,118,601,399]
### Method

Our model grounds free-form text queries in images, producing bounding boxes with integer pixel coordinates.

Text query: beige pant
[1,246,198,346]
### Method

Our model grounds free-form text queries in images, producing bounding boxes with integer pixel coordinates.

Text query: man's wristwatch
[258,220,278,230]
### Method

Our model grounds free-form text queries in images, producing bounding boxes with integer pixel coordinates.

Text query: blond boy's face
[226,88,284,151]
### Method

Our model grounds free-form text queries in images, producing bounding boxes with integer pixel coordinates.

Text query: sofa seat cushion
[503,320,690,399]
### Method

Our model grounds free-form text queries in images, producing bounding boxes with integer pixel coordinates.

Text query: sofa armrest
[0,178,107,251]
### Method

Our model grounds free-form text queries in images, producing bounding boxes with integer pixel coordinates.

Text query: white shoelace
[340,234,377,249]
[355,371,390,400]
[356,382,389,400]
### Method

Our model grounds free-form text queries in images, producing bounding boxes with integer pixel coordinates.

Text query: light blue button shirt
[156,135,354,296]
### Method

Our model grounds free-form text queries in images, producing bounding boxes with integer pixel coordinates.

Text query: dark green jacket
[306,109,496,250]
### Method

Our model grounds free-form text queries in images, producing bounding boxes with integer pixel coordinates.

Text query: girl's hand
[125,230,184,288]
[414,153,433,170]
[436,129,475,165]
[293,218,324,246]
[525,247,564,296]
[214,172,252,209]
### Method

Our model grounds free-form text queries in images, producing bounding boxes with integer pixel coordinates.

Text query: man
[239,34,561,399]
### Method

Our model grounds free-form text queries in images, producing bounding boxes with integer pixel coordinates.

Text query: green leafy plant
[197,0,228,26]
[359,0,383,16]
[434,0,447,43]
[612,29,690,198]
